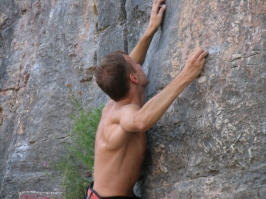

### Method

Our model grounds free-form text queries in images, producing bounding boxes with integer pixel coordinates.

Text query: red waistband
[87,188,102,199]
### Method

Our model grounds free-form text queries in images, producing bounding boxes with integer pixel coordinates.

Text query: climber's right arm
[121,48,208,132]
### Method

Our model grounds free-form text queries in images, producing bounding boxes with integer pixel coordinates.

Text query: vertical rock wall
[0,0,101,198]
[0,0,266,198]
[141,0,266,198]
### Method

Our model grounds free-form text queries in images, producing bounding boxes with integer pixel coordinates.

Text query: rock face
[1,0,266,198]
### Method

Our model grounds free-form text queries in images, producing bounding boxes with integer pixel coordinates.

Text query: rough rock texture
[0,0,266,198]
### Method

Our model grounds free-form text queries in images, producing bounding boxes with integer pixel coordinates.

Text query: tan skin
[93,0,208,197]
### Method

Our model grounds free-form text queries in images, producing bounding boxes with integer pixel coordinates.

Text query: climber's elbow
[133,117,151,132]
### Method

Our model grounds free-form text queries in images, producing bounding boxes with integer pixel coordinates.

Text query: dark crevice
[93,51,97,67]
[122,0,128,54]
[0,17,18,30]
[0,107,3,125]
[227,52,261,62]
[20,8,27,15]
[0,87,19,92]
[243,52,261,58]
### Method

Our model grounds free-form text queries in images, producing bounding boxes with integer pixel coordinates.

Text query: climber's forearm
[130,0,166,65]
[133,74,189,131]
[129,29,156,65]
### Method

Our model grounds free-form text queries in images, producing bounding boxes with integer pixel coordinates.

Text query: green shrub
[55,87,103,199]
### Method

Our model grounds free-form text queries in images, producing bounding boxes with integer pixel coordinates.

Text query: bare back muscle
[93,100,147,197]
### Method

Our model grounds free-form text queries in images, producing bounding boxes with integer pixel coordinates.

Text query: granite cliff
[1,0,266,198]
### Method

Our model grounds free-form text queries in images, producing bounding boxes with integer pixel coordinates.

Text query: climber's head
[95,51,135,101]
[95,51,149,101]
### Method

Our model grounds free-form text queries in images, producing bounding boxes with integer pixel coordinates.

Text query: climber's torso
[93,100,147,197]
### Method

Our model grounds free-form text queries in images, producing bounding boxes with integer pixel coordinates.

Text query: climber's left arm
[129,0,166,65]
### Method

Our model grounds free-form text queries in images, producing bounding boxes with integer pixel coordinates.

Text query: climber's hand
[180,47,209,83]
[147,0,166,33]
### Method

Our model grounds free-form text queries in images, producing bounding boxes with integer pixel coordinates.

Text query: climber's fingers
[197,50,208,62]
[152,0,166,15]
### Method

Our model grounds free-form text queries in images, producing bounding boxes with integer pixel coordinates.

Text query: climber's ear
[129,73,138,84]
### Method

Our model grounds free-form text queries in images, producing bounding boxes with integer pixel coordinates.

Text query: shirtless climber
[85,0,208,198]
